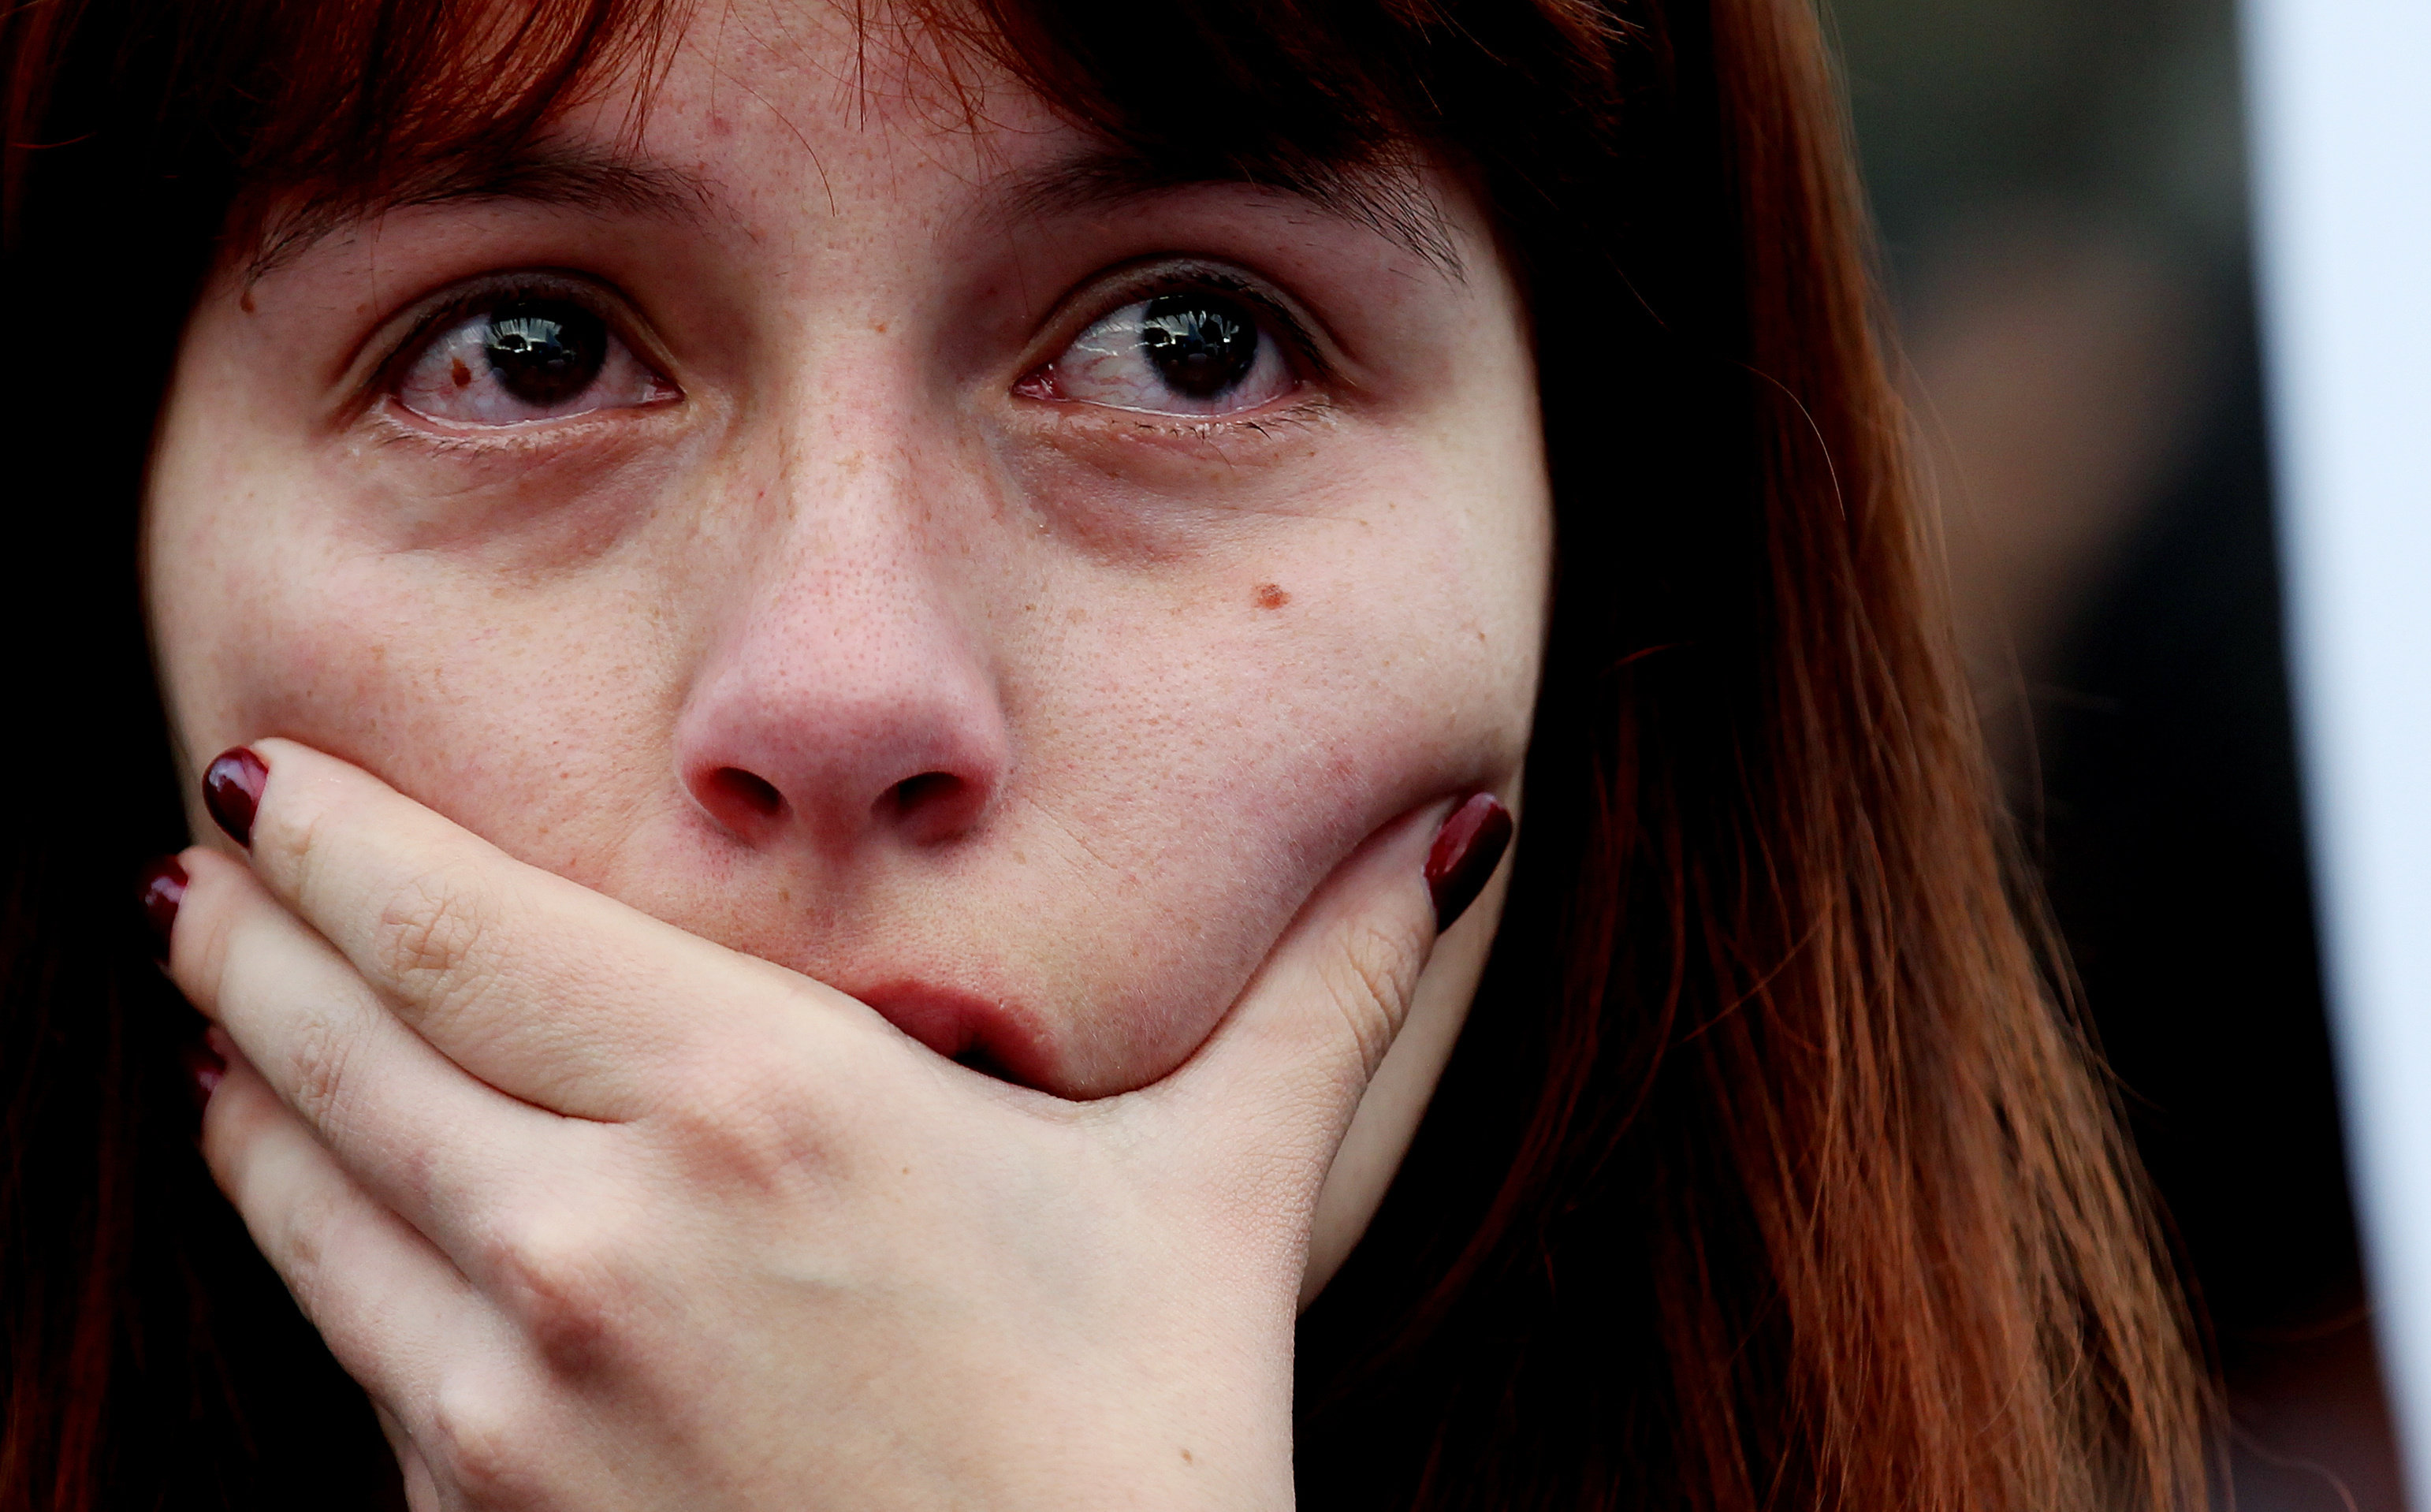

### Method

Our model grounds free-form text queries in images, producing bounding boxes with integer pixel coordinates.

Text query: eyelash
[1010,263,1341,440]
[1149,269,1319,361]
[367,274,657,401]
[361,261,1333,431]
[1045,265,1327,370]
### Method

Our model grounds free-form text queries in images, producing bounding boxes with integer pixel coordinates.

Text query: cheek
[998,486,1543,1085]
[153,520,683,867]
[142,297,696,832]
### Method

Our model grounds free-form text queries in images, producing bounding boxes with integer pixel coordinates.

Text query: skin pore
[144,0,1551,1302]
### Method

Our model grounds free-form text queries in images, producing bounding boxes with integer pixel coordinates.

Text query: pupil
[1138,293,1258,399]
[483,300,607,406]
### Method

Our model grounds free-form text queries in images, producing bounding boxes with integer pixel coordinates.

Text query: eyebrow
[1001,147,1462,275]
[245,143,714,280]
[245,138,1460,282]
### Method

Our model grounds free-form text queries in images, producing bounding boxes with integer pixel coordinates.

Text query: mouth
[855,979,1054,1089]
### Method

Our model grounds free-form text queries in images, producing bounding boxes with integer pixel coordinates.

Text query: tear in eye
[1022,289,1297,417]
[394,295,672,426]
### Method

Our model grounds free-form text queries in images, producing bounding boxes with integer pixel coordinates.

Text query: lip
[855,979,1054,1089]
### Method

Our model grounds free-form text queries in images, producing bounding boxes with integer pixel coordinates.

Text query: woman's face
[145,4,1550,1249]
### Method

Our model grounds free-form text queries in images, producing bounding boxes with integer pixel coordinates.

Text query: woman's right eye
[391,296,674,426]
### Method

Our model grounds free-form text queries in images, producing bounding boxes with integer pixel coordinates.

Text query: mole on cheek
[1253,583,1290,610]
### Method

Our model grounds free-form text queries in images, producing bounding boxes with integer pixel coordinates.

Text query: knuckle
[264,1176,346,1300]
[480,1203,636,1377]
[372,865,499,1013]
[277,790,365,918]
[423,1371,549,1510]
[250,778,319,877]
[1321,918,1424,1071]
[655,1067,834,1197]
[279,1003,361,1130]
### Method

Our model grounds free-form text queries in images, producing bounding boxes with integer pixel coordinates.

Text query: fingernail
[136,855,188,958]
[203,747,267,848]
[184,1030,228,1108]
[1426,793,1513,933]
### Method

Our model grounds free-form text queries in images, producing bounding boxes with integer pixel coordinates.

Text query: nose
[673,527,1011,858]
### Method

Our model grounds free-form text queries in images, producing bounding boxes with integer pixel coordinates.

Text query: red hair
[0,2,2208,1507]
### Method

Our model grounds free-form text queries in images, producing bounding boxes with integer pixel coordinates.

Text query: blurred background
[1821,0,2405,1504]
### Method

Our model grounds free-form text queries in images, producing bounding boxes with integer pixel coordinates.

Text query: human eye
[1016,270,1312,419]
[385,279,675,427]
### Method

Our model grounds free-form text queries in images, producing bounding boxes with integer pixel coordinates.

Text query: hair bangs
[7,0,1625,273]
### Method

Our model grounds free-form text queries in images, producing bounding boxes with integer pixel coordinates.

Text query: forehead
[626,4,1076,204]
[244,0,1455,283]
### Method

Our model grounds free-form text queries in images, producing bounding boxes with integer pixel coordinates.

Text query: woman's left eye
[1020,289,1300,417]
[391,296,674,426]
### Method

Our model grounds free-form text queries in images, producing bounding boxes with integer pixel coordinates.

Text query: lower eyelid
[365,395,679,456]
[392,340,668,427]
[1060,393,1335,437]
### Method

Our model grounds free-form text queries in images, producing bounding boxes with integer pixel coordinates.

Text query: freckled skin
[145,2,1550,1268]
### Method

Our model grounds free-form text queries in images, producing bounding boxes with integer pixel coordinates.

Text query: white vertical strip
[2243,0,2431,1500]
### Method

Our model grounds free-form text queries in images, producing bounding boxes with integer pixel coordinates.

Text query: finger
[374,1405,446,1512]
[200,1038,486,1421]
[172,845,562,1257]
[1160,792,1513,1162]
[218,739,825,1117]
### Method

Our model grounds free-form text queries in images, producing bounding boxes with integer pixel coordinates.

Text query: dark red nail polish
[137,855,188,957]
[203,747,267,848]
[1426,793,1513,933]
[182,1033,227,1108]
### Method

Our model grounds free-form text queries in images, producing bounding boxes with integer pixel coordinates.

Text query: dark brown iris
[483,300,608,406]
[1138,292,1258,399]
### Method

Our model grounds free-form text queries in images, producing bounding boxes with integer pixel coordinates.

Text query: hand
[161,739,1506,1510]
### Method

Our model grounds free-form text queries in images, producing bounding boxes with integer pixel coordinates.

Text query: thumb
[1161,793,1514,1159]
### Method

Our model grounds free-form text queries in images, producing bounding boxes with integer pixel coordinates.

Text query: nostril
[710,766,786,818]
[888,771,963,817]
[885,771,987,842]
